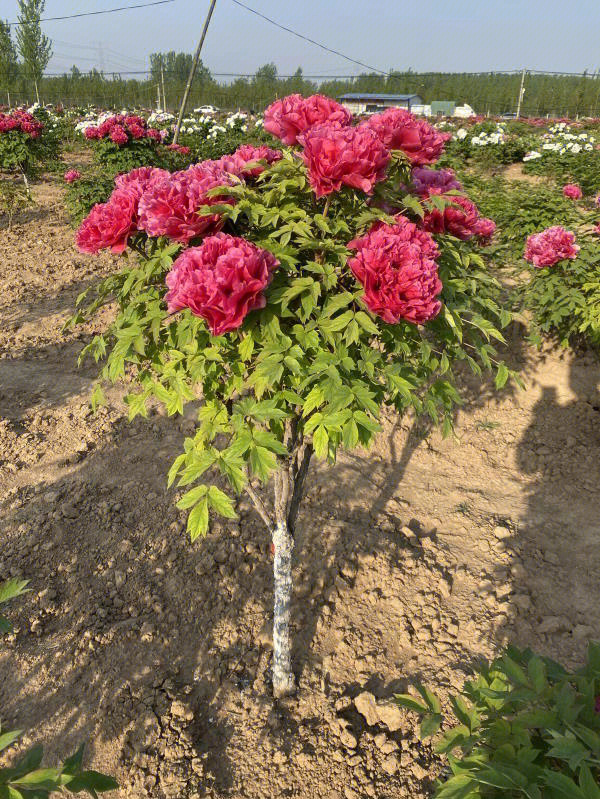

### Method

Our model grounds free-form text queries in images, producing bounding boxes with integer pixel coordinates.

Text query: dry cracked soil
[1,175,600,799]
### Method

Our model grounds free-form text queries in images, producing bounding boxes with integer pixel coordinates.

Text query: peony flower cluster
[298,124,390,197]
[0,109,43,138]
[64,169,81,184]
[410,166,462,197]
[563,183,582,200]
[347,215,442,324]
[264,93,351,145]
[164,233,279,335]
[524,226,579,268]
[216,144,282,178]
[422,194,494,241]
[361,108,448,165]
[83,114,162,146]
[76,161,233,253]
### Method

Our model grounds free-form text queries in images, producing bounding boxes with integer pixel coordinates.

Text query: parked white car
[193,105,219,115]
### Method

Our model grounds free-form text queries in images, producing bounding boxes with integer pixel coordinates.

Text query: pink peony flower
[64,169,81,184]
[264,93,352,145]
[361,108,447,165]
[114,166,170,194]
[164,233,279,335]
[75,188,139,254]
[137,168,234,244]
[473,217,497,243]
[410,166,462,197]
[347,215,442,325]
[422,194,482,240]
[298,123,390,198]
[127,122,146,139]
[524,226,579,268]
[166,143,191,155]
[563,183,582,200]
[109,124,129,146]
[0,110,43,138]
[217,144,282,178]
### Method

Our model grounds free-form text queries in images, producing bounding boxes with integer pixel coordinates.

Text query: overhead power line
[7,0,176,26]
[228,0,387,75]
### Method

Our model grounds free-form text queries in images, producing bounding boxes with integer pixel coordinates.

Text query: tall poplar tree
[0,21,18,106]
[15,0,52,104]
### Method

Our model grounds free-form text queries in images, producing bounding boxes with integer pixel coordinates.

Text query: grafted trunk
[244,432,313,699]
[271,520,295,698]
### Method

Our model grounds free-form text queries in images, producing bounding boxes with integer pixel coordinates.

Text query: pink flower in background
[298,123,390,197]
[137,168,233,243]
[595,194,600,207]
[524,226,579,268]
[361,108,447,165]
[75,188,138,254]
[165,233,279,335]
[410,166,462,197]
[563,183,583,200]
[347,215,442,325]
[109,124,129,145]
[127,123,146,139]
[166,143,191,155]
[217,144,282,178]
[422,195,482,240]
[64,169,81,184]
[264,93,352,145]
[0,110,43,138]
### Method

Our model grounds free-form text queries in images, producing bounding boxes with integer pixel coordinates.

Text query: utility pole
[173,0,217,143]
[516,69,526,118]
[156,82,161,110]
[160,57,166,111]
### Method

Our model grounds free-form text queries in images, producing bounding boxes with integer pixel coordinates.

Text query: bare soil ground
[1,177,600,799]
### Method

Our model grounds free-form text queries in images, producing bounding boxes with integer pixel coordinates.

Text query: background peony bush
[70,94,516,697]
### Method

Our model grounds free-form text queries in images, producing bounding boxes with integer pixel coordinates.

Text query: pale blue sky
[0,0,597,77]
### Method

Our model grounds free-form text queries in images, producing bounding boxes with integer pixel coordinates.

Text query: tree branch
[287,442,313,536]
[244,479,275,531]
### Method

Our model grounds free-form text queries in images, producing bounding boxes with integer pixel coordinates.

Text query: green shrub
[518,239,600,349]
[396,643,600,798]
[0,179,35,230]
[523,152,600,197]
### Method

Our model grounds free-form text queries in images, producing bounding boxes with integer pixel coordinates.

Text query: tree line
[1,7,600,118]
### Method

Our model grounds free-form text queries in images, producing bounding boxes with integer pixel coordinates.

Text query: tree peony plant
[71,108,515,698]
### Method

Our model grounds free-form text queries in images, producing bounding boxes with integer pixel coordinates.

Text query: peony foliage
[70,95,515,695]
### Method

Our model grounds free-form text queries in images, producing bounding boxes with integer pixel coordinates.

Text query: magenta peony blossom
[298,123,390,198]
[217,144,282,178]
[524,226,579,268]
[64,169,81,184]
[347,215,442,325]
[422,194,482,240]
[410,166,462,197]
[164,233,280,335]
[0,109,43,138]
[166,143,191,155]
[114,166,170,196]
[473,217,497,242]
[137,168,233,244]
[361,108,447,165]
[109,124,129,145]
[264,93,352,145]
[563,183,583,200]
[76,188,139,254]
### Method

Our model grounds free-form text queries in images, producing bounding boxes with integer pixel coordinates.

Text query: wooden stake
[173,0,217,143]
